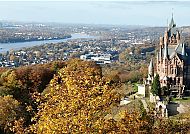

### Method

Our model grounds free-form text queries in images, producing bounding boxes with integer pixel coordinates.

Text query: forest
[0,59,190,133]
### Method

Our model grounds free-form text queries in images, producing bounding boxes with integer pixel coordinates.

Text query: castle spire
[172,12,173,18]
[148,58,154,76]
[169,13,175,29]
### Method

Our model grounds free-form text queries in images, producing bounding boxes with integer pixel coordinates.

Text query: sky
[0,1,190,26]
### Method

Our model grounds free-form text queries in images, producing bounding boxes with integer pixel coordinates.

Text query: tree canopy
[0,59,189,133]
[30,59,123,133]
[151,74,161,96]
[0,95,24,133]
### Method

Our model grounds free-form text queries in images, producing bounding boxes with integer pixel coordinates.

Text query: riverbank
[0,33,96,53]
[0,35,72,44]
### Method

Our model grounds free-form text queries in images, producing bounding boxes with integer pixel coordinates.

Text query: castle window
[177,67,181,75]
[169,77,172,84]
[173,78,176,85]
[178,77,180,84]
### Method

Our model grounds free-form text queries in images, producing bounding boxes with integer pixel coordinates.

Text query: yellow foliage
[29,59,163,133]
[0,95,22,132]
[31,59,122,133]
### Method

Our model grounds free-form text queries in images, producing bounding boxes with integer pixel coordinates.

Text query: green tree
[0,86,13,97]
[151,74,161,96]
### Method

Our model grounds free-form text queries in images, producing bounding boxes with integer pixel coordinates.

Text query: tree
[151,74,161,96]
[0,96,24,133]
[0,86,13,97]
[25,59,164,134]
[1,60,189,133]
[30,59,123,133]
[162,86,169,96]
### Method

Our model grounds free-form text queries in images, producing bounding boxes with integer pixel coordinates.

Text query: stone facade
[155,16,190,97]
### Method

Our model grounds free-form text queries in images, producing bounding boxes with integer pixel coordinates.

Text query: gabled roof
[162,43,190,64]
[168,51,182,63]
[169,51,176,59]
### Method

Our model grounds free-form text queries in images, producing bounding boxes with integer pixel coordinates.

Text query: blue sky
[0,1,190,26]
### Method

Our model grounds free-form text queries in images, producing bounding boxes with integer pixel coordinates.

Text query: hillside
[0,59,190,133]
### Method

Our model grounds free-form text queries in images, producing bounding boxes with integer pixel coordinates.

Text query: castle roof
[159,15,190,64]
[169,14,176,29]
[161,43,190,64]
[167,15,179,37]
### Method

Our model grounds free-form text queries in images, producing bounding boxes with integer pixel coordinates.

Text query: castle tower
[155,14,190,97]
[148,59,154,81]
[164,30,169,45]
[169,14,175,29]
[159,46,162,63]
[163,43,168,60]
[176,31,180,44]
[160,36,164,48]
[157,52,159,65]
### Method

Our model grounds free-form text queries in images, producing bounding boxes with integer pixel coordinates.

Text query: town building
[80,53,112,64]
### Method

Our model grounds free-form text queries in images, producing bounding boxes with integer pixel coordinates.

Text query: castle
[148,16,190,97]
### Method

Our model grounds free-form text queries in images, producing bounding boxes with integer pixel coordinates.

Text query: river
[0,33,96,53]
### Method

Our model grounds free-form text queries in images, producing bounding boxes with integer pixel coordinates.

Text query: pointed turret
[176,31,180,40]
[157,52,159,62]
[164,30,168,45]
[148,59,154,77]
[160,36,164,48]
[160,47,162,62]
[163,43,168,59]
[176,31,180,44]
[169,13,176,29]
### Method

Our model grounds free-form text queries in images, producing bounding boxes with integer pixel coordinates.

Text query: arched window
[169,77,172,84]
[178,67,180,75]
[173,78,176,85]
[178,77,180,84]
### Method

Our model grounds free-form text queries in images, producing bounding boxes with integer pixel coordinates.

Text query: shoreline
[0,35,72,44]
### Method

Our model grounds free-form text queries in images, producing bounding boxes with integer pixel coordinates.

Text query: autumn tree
[151,74,161,96]
[0,86,13,97]
[29,59,122,133]
[23,59,161,134]
[1,59,189,133]
[0,61,66,132]
[0,96,25,133]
